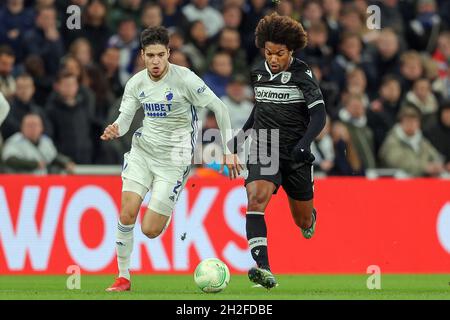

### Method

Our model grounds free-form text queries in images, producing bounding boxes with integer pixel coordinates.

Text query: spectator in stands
[183,20,210,74]
[399,50,425,94]
[424,100,450,172]
[21,5,64,78]
[1,73,52,139]
[338,93,376,171]
[100,46,123,98]
[80,0,111,62]
[372,28,402,89]
[182,0,224,38]
[168,28,186,52]
[241,0,268,63]
[0,0,35,61]
[203,51,233,98]
[69,38,93,69]
[60,55,88,86]
[222,4,243,30]
[339,2,378,44]
[376,0,405,37]
[402,78,439,128]
[220,74,252,129]
[159,0,188,29]
[140,2,163,30]
[1,113,75,174]
[206,27,248,79]
[108,0,142,32]
[321,0,342,53]
[343,67,370,105]
[301,0,323,30]
[369,74,402,133]
[432,31,450,80]
[329,120,363,175]
[379,105,444,177]
[169,50,192,69]
[46,71,94,164]
[295,22,333,73]
[107,17,140,87]
[311,115,335,175]
[328,32,376,93]
[406,0,443,53]
[0,45,16,101]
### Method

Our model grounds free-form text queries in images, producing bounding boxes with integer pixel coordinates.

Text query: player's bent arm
[296,103,326,149]
[113,111,135,137]
[205,95,233,154]
[0,92,10,126]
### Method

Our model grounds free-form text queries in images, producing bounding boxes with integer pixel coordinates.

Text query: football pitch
[0,274,449,300]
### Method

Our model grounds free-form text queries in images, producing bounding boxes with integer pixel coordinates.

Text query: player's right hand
[221,153,244,180]
[100,123,119,141]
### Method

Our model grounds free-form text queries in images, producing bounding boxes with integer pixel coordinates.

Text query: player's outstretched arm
[205,96,244,179]
[227,105,255,154]
[100,111,134,141]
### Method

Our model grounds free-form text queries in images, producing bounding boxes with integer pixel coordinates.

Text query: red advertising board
[0,175,449,274]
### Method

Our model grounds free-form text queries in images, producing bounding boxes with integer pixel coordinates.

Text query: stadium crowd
[0,0,449,177]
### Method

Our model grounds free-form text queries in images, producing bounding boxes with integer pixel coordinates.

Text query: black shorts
[245,159,314,201]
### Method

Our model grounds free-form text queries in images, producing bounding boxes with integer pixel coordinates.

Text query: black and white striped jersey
[250,58,325,159]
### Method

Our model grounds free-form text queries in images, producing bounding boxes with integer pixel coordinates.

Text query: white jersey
[119,64,216,165]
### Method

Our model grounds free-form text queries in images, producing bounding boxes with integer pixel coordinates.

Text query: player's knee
[119,210,137,225]
[247,190,271,210]
[141,224,163,239]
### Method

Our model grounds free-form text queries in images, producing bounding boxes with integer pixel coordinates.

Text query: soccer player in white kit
[101,26,242,292]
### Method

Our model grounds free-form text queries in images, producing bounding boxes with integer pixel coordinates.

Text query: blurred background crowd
[0,0,449,177]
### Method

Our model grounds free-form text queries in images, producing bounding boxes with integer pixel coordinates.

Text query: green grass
[0,274,449,300]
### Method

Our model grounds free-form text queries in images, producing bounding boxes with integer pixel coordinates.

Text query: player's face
[264,42,292,74]
[142,44,170,80]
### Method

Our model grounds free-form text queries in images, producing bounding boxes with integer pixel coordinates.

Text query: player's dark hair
[255,13,307,51]
[140,26,170,49]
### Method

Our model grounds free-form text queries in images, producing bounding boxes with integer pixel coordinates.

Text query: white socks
[116,221,135,280]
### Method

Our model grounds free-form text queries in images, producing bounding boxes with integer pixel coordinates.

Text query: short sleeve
[183,70,216,108]
[297,64,325,110]
[119,79,140,115]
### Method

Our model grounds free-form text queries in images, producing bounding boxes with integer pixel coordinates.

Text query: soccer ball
[194,258,230,293]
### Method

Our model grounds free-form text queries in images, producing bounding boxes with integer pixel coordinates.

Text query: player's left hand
[292,146,315,164]
[220,154,244,179]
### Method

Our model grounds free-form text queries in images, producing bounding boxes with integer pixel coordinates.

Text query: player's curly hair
[140,26,169,48]
[255,13,308,51]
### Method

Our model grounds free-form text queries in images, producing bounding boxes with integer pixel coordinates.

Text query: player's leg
[106,180,147,292]
[245,180,276,270]
[140,165,190,239]
[283,162,316,239]
[141,207,171,239]
[245,158,282,289]
[288,197,317,239]
[107,150,151,292]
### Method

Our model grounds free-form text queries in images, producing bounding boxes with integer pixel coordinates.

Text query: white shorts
[121,146,191,217]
